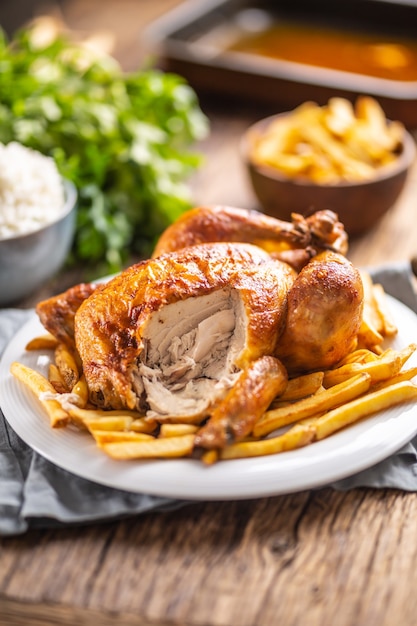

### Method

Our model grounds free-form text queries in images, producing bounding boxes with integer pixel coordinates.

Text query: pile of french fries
[10,271,417,465]
[251,96,405,183]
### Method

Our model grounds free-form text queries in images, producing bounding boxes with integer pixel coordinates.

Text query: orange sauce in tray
[227,20,417,82]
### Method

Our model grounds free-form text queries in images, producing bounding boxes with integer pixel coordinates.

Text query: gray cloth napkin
[1,261,417,535]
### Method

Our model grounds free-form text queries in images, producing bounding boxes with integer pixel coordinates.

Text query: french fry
[220,423,315,460]
[388,344,416,366]
[69,408,131,430]
[10,361,69,427]
[358,271,397,344]
[323,345,416,387]
[337,349,379,366]
[370,366,417,391]
[90,430,155,445]
[301,114,375,180]
[201,449,219,465]
[54,343,80,391]
[68,407,156,432]
[159,424,198,437]
[372,283,398,337]
[357,318,384,350]
[156,413,210,425]
[315,381,417,440]
[253,372,371,437]
[323,355,399,387]
[48,363,68,394]
[130,417,158,434]
[25,333,59,351]
[68,407,145,420]
[355,95,403,155]
[101,434,195,460]
[324,97,356,138]
[277,371,324,402]
[358,270,385,346]
[78,416,135,432]
[369,344,384,355]
[70,374,89,408]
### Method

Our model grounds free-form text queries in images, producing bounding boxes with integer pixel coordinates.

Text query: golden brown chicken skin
[274,250,364,374]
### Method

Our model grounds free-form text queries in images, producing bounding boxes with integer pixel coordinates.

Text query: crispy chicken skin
[275,250,364,373]
[74,242,295,416]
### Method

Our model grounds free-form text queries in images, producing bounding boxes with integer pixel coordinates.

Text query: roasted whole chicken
[36,206,364,449]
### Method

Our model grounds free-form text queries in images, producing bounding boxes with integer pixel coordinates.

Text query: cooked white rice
[0,142,65,239]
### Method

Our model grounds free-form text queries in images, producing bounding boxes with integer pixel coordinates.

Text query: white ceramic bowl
[0,179,77,306]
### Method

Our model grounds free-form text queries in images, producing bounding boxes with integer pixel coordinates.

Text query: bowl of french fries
[242,96,416,236]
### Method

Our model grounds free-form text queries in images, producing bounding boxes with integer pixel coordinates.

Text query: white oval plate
[1,294,417,501]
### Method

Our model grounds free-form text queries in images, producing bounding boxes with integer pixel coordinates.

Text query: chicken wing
[36,282,98,348]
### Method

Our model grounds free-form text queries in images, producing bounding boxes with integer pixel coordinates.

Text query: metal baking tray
[145,0,417,127]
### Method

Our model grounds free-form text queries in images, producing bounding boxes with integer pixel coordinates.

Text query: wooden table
[2,2,417,625]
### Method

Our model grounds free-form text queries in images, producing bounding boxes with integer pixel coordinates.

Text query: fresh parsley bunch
[0,23,209,274]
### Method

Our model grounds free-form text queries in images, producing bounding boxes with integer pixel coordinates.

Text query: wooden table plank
[2,489,417,625]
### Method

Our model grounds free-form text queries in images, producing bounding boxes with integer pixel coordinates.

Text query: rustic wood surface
[2,2,417,625]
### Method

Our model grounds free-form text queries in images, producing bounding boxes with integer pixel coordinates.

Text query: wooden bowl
[241,113,416,236]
